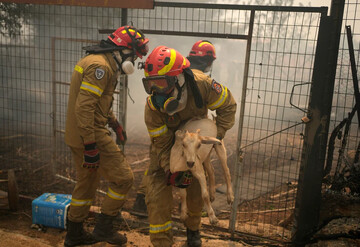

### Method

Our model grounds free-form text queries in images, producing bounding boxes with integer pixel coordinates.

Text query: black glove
[83,142,100,170]
[165,170,193,188]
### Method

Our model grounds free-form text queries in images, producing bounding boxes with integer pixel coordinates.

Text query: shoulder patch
[95,68,105,80]
[211,79,222,94]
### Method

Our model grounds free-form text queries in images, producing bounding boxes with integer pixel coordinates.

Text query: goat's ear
[175,130,185,139]
[200,136,221,145]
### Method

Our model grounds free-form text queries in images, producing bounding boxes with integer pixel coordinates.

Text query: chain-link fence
[0,3,128,202]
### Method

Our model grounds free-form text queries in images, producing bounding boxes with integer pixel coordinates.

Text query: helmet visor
[142,75,177,94]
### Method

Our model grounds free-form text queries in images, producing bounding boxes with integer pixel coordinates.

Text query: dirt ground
[0,208,248,247]
[0,132,359,247]
[0,133,252,247]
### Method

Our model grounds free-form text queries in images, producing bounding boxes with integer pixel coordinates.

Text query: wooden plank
[0,0,154,9]
[238,207,295,214]
[7,169,19,211]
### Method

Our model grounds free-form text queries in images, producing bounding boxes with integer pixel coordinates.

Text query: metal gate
[0,1,340,244]
[127,2,327,242]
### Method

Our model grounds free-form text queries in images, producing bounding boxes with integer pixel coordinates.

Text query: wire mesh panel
[0,1,340,244]
[0,4,127,200]
[324,0,360,188]
[235,10,323,241]
[126,2,326,242]
[129,4,251,37]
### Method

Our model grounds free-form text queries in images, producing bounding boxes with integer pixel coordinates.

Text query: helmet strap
[112,52,122,68]
[124,26,145,58]
[165,81,189,115]
[206,64,213,77]
[184,68,203,109]
[174,81,183,101]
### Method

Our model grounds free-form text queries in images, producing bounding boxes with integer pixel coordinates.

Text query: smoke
[125,35,246,136]
[0,0,333,140]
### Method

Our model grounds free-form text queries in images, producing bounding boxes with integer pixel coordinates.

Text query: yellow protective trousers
[137,167,148,195]
[146,149,204,247]
[67,138,134,222]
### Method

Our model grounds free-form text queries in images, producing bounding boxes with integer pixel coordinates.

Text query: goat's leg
[179,189,188,222]
[191,166,219,225]
[214,141,234,204]
[203,154,216,202]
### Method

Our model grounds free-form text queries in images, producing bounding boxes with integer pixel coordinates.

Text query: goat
[170,118,234,225]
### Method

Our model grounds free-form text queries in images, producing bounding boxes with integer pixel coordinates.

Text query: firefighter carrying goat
[141,45,237,247]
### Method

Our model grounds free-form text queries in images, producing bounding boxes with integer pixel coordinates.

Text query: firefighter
[187,40,217,75]
[131,40,218,217]
[64,26,149,247]
[141,45,236,247]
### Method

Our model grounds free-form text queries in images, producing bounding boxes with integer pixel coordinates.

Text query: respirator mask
[143,73,187,115]
[112,50,136,75]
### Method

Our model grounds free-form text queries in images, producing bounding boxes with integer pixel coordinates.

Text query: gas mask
[112,50,136,75]
[143,73,187,115]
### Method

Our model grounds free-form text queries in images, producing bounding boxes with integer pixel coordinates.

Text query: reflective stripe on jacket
[65,53,119,148]
[144,69,237,171]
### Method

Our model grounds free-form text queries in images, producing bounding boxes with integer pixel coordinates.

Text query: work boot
[64,220,97,247]
[92,213,127,245]
[131,193,148,216]
[186,228,202,247]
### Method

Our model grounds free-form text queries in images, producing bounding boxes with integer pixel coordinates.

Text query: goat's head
[175,129,221,168]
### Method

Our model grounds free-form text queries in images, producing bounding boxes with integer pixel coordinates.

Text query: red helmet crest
[144,46,190,77]
[189,40,216,60]
[108,26,149,58]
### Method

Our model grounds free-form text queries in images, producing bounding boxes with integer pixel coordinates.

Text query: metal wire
[330,0,360,176]
[0,1,359,243]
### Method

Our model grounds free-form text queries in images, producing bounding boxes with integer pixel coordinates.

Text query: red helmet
[144,46,190,77]
[189,40,216,60]
[108,26,149,58]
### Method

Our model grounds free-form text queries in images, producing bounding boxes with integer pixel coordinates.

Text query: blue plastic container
[32,193,71,229]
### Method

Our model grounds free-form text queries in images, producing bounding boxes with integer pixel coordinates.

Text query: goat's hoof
[227,194,234,204]
[210,217,219,225]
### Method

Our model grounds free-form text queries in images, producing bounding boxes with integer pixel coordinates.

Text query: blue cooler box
[32,193,71,229]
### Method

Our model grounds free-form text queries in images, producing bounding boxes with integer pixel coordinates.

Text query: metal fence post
[292,0,345,244]
[229,9,255,237]
[51,37,57,176]
[119,8,128,153]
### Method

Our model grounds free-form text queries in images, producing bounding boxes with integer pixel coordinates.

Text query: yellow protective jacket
[144,69,237,171]
[65,53,119,148]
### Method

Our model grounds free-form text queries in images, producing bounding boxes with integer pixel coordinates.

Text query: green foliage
[0,3,30,37]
